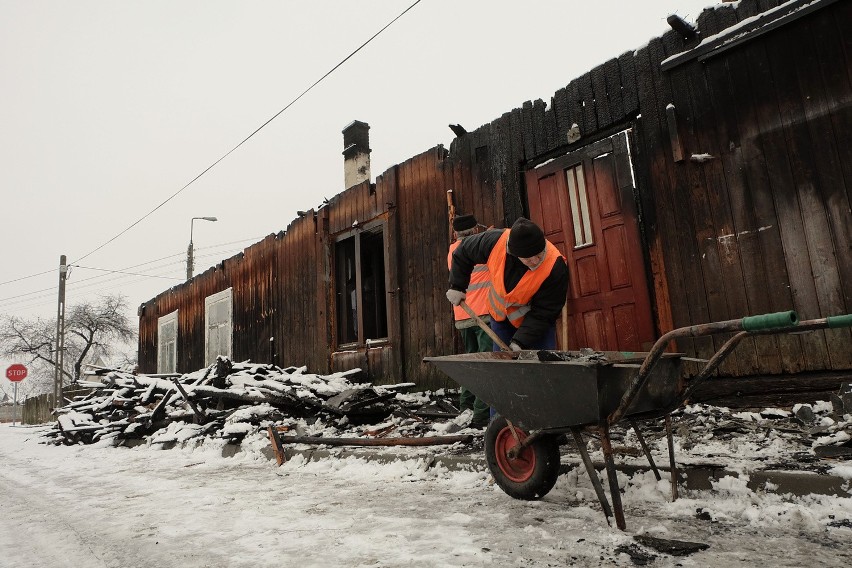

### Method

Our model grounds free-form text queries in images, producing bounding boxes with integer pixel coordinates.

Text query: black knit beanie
[507,217,545,257]
[452,214,477,232]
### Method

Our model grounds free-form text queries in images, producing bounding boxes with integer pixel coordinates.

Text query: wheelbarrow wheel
[484,415,561,500]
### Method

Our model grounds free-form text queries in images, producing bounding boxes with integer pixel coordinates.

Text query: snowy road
[1,424,851,567]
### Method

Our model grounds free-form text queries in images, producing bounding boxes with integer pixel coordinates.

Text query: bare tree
[0,294,137,392]
[0,317,59,397]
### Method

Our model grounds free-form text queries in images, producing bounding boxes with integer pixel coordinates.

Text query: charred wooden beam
[149,389,174,424]
[273,434,474,447]
[171,379,207,424]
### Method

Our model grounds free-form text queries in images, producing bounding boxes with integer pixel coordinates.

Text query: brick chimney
[342,120,371,190]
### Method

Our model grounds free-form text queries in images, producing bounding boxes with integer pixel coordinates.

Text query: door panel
[529,171,571,258]
[603,225,630,288]
[576,256,600,296]
[525,130,656,352]
[583,310,606,348]
[594,154,622,218]
[613,304,640,348]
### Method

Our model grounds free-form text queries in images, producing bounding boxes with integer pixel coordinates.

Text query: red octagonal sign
[6,364,27,382]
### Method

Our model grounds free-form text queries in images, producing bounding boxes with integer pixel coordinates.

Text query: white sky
[2,417,852,566]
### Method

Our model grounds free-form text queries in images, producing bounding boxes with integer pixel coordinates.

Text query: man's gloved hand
[509,341,523,352]
[445,289,466,306]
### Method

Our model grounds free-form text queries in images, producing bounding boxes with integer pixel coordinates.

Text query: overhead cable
[70,0,423,266]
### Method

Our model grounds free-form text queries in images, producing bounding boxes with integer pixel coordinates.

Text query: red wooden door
[525,131,656,351]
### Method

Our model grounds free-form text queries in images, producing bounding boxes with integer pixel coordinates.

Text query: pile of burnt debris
[609,394,852,473]
[41,357,852,473]
[42,358,472,448]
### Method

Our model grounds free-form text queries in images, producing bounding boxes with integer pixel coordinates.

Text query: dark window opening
[335,237,358,344]
[335,224,388,347]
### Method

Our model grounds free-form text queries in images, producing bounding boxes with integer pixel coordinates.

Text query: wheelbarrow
[425,311,852,530]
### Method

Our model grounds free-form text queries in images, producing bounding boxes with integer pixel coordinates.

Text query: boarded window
[157,310,178,373]
[205,288,233,365]
[334,224,388,347]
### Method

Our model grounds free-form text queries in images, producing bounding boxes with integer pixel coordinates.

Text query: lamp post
[187,216,217,280]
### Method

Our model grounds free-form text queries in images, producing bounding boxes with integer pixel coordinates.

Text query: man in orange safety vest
[447,217,568,352]
[447,213,493,428]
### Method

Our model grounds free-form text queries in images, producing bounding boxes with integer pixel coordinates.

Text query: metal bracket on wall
[665,104,685,163]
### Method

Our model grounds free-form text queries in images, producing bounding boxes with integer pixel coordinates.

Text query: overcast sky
[0,0,715,332]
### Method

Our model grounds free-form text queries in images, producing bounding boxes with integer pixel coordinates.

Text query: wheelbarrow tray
[424,351,684,431]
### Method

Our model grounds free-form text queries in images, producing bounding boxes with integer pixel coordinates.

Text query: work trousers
[458,326,492,423]
[489,318,557,351]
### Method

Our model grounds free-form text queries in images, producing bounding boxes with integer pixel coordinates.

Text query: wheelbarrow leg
[570,427,612,524]
[665,415,679,501]
[599,423,626,531]
[629,419,661,481]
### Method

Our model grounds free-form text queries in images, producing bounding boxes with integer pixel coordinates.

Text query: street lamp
[187,216,217,280]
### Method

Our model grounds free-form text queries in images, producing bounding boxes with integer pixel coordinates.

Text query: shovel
[458,300,511,352]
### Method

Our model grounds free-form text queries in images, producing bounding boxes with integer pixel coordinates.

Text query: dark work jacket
[448,229,569,348]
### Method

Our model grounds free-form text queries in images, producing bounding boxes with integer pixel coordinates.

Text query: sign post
[6,364,27,426]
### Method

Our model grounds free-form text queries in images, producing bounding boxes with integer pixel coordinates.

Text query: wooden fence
[22,393,53,425]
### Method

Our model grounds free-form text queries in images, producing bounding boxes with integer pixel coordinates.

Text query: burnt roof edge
[661,0,838,72]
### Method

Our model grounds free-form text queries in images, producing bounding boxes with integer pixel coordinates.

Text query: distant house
[138,0,851,402]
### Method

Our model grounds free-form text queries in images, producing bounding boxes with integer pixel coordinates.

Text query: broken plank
[267,426,287,466]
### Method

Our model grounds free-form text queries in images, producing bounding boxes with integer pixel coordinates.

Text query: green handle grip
[827,314,852,329]
[741,311,799,331]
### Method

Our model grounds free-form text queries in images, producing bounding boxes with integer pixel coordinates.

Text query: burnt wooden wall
[138,256,227,373]
[446,0,850,379]
[140,0,850,391]
[139,214,342,377]
[650,0,852,376]
[138,148,470,390]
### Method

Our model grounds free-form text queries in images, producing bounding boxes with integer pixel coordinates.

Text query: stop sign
[6,364,27,382]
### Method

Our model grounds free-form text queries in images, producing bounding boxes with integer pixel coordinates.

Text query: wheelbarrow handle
[609,310,852,426]
[827,314,852,329]
[741,310,798,331]
[459,300,512,352]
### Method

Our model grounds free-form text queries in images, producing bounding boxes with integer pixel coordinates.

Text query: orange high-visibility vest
[448,239,491,321]
[485,229,561,328]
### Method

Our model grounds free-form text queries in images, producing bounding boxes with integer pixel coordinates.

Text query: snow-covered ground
[1,422,851,567]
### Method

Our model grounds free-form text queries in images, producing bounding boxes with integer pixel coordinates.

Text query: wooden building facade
[139,0,851,398]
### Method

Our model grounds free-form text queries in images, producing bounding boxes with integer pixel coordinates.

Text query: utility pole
[53,255,67,410]
[187,216,217,280]
[186,241,194,280]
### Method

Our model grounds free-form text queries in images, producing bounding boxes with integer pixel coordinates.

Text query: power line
[0,242,255,314]
[0,250,238,314]
[0,269,55,287]
[71,0,423,266]
[0,235,265,306]
[70,265,185,280]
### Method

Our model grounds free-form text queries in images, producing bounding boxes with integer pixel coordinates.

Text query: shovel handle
[459,300,512,352]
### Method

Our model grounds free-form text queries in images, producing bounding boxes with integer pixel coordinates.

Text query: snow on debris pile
[43,357,466,448]
[605,401,852,473]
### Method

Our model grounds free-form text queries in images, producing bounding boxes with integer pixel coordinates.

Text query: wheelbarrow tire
[484,415,561,500]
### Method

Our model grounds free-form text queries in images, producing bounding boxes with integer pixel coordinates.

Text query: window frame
[157,309,178,374]
[333,219,389,350]
[204,287,233,366]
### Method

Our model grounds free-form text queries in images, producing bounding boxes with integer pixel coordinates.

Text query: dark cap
[507,217,545,257]
[452,214,477,232]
